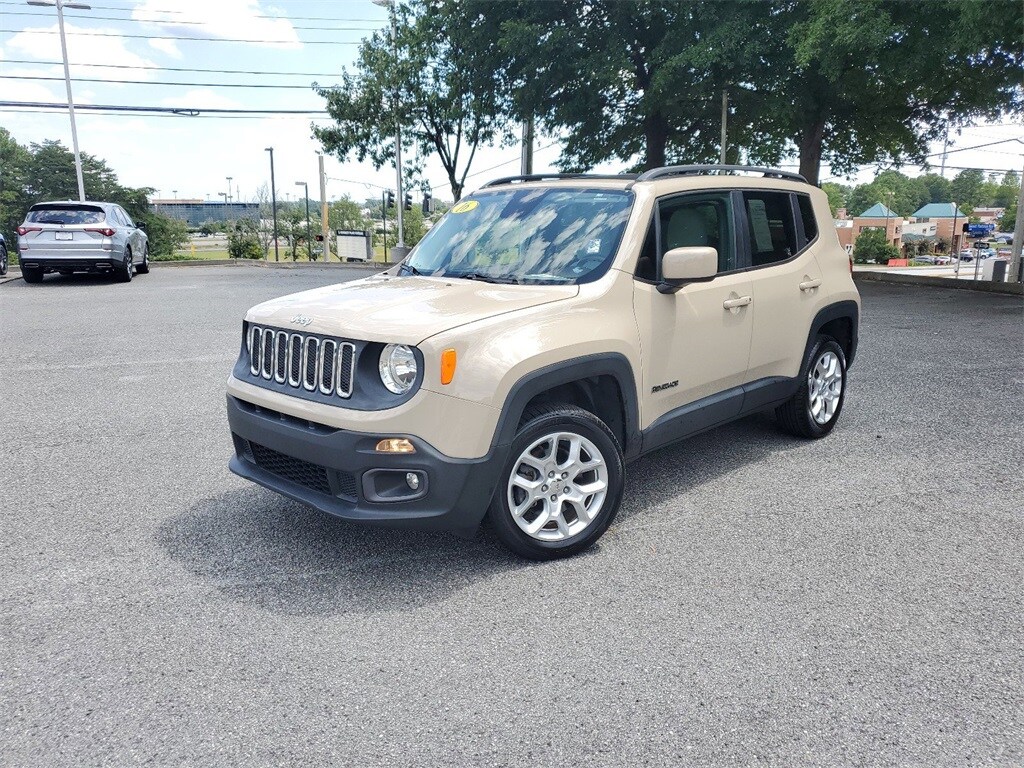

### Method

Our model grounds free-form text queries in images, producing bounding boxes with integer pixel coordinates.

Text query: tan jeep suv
[225,165,860,559]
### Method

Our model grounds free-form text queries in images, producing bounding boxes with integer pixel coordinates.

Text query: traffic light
[404,192,413,211]
[422,193,432,215]
[386,191,395,209]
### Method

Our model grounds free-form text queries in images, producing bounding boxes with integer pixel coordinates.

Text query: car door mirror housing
[658,247,718,293]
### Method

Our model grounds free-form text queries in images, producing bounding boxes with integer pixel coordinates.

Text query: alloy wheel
[506,431,609,542]
[808,350,843,425]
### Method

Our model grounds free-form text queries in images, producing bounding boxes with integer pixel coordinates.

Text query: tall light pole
[28,0,90,201]
[265,147,279,262]
[317,151,330,261]
[295,181,312,261]
[372,0,405,257]
[226,176,233,204]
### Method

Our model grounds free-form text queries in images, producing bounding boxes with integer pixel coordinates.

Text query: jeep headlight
[379,344,418,394]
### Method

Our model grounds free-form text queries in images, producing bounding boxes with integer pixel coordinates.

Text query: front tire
[0,245,7,276]
[487,404,624,560]
[776,336,847,438]
[136,245,150,274]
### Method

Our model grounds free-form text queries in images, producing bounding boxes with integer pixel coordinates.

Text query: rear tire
[117,249,133,283]
[22,266,43,283]
[487,404,624,560]
[136,246,150,274]
[776,336,847,439]
[0,245,7,276]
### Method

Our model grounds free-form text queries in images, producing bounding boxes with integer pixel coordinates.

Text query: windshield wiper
[445,271,520,284]
[399,262,424,276]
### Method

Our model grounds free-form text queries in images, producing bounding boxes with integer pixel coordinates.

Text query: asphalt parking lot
[1,265,1021,766]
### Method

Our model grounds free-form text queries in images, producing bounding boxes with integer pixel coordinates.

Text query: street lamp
[295,181,312,262]
[28,0,90,202]
[372,0,405,256]
[265,147,279,262]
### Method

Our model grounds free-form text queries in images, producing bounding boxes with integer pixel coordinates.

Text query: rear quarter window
[26,207,106,225]
[797,194,818,243]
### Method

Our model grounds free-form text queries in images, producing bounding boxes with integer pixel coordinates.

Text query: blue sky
[1,0,1021,206]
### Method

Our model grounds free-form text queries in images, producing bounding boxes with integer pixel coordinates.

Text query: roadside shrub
[140,212,189,257]
[853,228,900,264]
[228,218,264,260]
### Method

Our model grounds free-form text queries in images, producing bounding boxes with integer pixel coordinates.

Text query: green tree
[998,202,1017,232]
[328,196,369,231]
[853,228,900,264]
[821,182,851,216]
[918,173,952,204]
[950,169,986,210]
[314,0,506,200]
[847,171,928,217]
[992,171,1020,209]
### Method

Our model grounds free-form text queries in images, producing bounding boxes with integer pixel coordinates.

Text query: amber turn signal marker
[375,438,416,454]
[440,348,457,385]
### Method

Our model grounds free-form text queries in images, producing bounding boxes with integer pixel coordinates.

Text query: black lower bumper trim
[226,395,505,536]
[21,258,123,273]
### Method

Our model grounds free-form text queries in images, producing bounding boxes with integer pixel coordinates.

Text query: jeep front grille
[247,325,356,398]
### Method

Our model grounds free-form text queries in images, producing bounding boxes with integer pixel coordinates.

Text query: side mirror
[658,246,717,294]
[136,222,147,231]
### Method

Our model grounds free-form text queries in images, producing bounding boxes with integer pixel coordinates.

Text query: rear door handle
[723,296,752,309]
[799,278,822,291]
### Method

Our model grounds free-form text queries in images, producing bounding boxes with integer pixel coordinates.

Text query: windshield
[405,188,633,284]
[26,206,106,225]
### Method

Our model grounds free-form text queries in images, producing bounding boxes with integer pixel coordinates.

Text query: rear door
[742,190,824,383]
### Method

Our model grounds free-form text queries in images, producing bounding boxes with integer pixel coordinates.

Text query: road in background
[1,268,1022,765]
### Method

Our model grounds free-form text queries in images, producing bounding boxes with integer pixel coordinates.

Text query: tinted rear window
[797,194,818,243]
[26,207,105,225]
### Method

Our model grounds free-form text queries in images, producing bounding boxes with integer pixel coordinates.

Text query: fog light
[405,472,420,490]
[375,438,416,453]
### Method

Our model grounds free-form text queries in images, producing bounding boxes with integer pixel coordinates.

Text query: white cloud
[132,0,302,50]
[148,38,182,59]
[160,89,243,111]
[6,24,159,80]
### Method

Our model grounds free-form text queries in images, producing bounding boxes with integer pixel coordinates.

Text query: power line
[2,58,341,77]
[2,74,332,90]
[7,11,380,32]
[1,107,330,120]
[0,99,328,115]
[0,28,362,45]
[0,1,383,23]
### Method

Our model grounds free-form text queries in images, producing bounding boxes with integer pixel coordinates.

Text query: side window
[743,191,798,267]
[657,192,736,275]
[118,207,135,227]
[797,194,818,244]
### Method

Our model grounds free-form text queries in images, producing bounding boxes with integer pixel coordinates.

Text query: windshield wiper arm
[446,271,520,284]
[398,262,425,276]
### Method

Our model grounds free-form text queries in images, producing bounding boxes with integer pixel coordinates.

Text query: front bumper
[226,395,504,536]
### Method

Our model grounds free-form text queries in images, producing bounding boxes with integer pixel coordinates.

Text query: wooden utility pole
[1009,162,1024,283]
[720,90,728,164]
[520,118,534,176]
[318,153,330,261]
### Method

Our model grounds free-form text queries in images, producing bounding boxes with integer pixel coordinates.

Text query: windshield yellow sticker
[451,200,479,213]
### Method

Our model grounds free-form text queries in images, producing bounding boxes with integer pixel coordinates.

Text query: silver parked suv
[17,201,149,283]
[225,165,861,559]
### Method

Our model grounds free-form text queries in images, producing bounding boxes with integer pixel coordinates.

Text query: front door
[632,192,753,441]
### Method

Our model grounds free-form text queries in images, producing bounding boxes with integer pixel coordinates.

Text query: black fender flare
[804,300,860,368]
[490,353,642,459]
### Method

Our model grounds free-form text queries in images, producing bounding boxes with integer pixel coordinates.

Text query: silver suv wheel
[808,350,843,425]
[507,430,609,542]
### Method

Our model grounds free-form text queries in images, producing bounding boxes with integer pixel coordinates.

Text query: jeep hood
[245,273,579,344]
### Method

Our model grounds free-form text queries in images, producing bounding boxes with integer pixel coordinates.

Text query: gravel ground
[1,267,1021,766]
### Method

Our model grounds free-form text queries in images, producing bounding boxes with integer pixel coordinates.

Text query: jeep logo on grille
[290,314,313,327]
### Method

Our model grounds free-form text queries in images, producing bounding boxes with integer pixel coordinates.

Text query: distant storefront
[149,199,259,227]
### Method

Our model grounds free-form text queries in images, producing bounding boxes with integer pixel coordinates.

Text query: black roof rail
[634,164,807,184]
[481,173,638,188]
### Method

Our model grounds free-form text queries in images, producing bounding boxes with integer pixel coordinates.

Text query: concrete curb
[853,271,1023,296]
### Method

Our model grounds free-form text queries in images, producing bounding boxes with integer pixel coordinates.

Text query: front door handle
[723,296,752,310]
[799,278,822,291]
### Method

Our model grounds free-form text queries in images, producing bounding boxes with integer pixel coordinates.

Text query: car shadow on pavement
[156,486,527,617]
